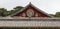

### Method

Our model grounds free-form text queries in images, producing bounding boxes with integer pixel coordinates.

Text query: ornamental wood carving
[26,9,34,17]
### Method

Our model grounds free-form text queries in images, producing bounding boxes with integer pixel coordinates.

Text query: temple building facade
[11,2,50,17]
[0,2,60,29]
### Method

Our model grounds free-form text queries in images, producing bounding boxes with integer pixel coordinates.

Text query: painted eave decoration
[11,2,51,18]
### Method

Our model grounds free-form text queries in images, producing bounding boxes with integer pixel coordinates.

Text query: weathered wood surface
[0,17,60,27]
[0,21,60,27]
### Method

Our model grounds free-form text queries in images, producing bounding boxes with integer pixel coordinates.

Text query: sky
[0,0,60,14]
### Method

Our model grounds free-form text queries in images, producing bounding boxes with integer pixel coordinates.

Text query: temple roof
[11,2,51,17]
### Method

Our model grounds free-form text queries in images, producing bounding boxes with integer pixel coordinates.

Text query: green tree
[9,6,24,15]
[13,6,24,12]
[0,6,24,17]
[0,8,7,17]
[55,12,60,17]
[49,14,55,17]
[9,10,15,15]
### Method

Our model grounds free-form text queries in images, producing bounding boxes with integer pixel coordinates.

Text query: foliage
[49,12,60,17]
[9,6,24,15]
[49,14,55,17]
[13,6,24,12]
[0,8,7,17]
[0,6,23,17]
[55,12,60,17]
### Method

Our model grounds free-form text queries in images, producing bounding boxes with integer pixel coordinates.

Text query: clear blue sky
[0,0,60,14]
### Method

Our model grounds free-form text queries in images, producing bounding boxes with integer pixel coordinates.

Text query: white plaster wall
[0,21,60,27]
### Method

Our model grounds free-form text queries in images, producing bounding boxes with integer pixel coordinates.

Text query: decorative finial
[29,2,32,5]
[29,2,32,4]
